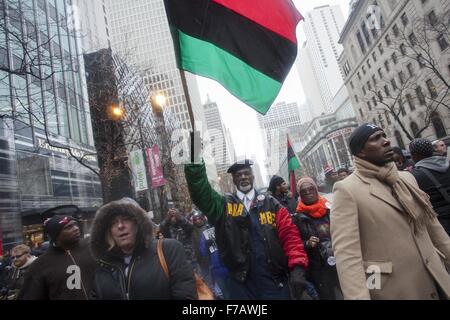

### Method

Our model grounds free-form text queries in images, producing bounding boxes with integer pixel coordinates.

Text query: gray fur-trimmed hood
[90,198,153,259]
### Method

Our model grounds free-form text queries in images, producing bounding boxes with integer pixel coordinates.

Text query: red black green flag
[163,0,303,115]
[288,134,300,196]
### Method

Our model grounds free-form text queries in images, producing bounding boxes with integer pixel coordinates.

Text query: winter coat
[160,217,195,264]
[2,256,37,299]
[184,163,308,285]
[18,239,97,300]
[292,209,341,300]
[412,156,450,234]
[89,198,197,300]
[331,169,450,299]
[272,192,297,215]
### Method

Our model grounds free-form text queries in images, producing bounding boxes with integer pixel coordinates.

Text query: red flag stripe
[212,0,303,44]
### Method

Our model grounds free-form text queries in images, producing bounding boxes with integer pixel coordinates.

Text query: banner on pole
[146,145,166,188]
[130,149,148,192]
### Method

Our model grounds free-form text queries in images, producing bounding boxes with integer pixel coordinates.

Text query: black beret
[227,159,254,174]
[349,123,383,155]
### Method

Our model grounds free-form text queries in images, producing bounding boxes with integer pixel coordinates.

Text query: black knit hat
[44,215,76,241]
[409,138,433,158]
[268,175,285,193]
[349,123,383,155]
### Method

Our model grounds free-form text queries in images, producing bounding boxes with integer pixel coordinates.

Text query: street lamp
[108,104,124,121]
[151,92,167,113]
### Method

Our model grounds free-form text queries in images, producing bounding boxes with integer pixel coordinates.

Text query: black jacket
[91,239,197,300]
[18,239,97,300]
[292,211,341,300]
[90,198,197,300]
[272,192,297,215]
[412,156,450,234]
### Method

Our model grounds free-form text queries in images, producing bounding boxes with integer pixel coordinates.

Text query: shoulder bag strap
[157,239,169,280]
[420,167,450,204]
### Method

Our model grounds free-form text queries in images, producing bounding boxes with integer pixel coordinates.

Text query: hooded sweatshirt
[3,256,37,298]
[412,156,450,223]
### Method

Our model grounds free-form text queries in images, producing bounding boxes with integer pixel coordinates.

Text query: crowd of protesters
[1,123,450,300]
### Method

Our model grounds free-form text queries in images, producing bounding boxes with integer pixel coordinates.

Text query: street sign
[130,149,148,191]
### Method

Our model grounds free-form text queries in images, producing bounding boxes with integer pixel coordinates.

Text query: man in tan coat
[331,123,450,299]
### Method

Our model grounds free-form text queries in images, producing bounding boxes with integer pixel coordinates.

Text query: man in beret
[185,159,309,299]
[331,123,450,299]
[410,138,450,235]
[19,215,97,299]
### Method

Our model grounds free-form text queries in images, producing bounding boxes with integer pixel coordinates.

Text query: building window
[384,60,390,72]
[410,122,421,138]
[401,13,409,26]
[428,10,437,26]
[395,130,405,149]
[409,32,418,46]
[417,54,425,68]
[357,72,361,80]
[391,52,398,64]
[367,101,372,110]
[415,86,426,105]
[362,66,366,75]
[372,96,377,107]
[407,63,415,77]
[391,78,398,91]
[437,34,449,51]
[378,114,385,128]
[355,95,359,103]
[372,52,377,62]
[393,24,400,37]
[399,71,406,84]
[431,112,447,138]
[384,85,390,97]
[359,109,364,118]
[350,81,354,89]
[367,81,372,90]
[367,59,371,69]
[378,43,384,55]
[356,31,367,54]
[406,93,415,110]
[399,98,406,116]
[378,68,383,79]
[361,21,372,46]
[426,79,438,98]
[400,43,407,55]
[372,74,377,86]
[362,85,367,95]
[378,91,383,102]
[385,34,392,46]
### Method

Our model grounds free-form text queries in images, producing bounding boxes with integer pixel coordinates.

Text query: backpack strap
[420,167,450,204]
[157,239,169,280]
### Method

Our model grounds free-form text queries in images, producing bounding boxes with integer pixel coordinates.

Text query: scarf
[296,196,329,219]
[354,157,436,231]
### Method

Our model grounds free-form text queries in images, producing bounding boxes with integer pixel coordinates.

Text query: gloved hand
[289,266,308,300]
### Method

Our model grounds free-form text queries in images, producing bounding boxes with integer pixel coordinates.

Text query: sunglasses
[11,252,27,259]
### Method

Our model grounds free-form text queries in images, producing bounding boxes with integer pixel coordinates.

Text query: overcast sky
[195,0,351,185]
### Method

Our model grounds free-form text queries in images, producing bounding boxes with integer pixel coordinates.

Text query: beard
[238,183,252,193]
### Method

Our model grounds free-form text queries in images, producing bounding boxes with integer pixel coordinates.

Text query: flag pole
[179,70,197,162]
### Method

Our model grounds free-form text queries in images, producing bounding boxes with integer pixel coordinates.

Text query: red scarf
[296,196,329,219]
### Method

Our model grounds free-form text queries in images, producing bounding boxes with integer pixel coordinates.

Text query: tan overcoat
[331,170,450,299]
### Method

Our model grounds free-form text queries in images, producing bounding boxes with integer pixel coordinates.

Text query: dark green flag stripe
[164,0,297,83]
[177,30,281,114]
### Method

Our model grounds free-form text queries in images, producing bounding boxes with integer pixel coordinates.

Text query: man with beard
[433,140,448,157]
[331,123,450,299]
[19,215,97,300]
[185,159,309,300]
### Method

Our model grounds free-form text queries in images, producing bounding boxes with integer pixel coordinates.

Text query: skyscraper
[297,5,346,116]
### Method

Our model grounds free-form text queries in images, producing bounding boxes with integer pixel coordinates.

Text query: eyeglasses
[11,253,27,259]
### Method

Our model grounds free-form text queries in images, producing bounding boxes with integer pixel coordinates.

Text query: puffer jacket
[89,198,197,300]
[185,162,308,285]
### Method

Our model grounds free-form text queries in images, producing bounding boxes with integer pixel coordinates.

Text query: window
[393,24,400,37]
[357,72,361,80]
[400,43,407,55]
[399,71,406,84]
[354,95,359,103]
[367,59,371,69]
[385,112,391,126]
[417,54,425,68]
[350,81,354,89]
[367,101,372,110]
[378,114,385,128]
[391,52,398,64]
[415,86,426,105]
[399,98,406,116]
[409,32,418,46]
[395,131,405,149]
[385,34,392,46]
[359,109,364,118]
[378,67,383,78]
[378,91,383,102]
[356,31,367,54]
[362,66,366,75]
[372,52,377,61]
[428,10,437,26]
[406,93,415,111]
[384,85,390,97]
[401,13,409,26]
[437,34,449,51]
[361,21,372,46]
[372,74,377,86]
[426,79,438,98]
[391,78,398,91]
[378,43,384,55]
[362,85,367,95]
[372,96,377,107]
[410,122,421,138]
[407,63,415,77]
[367,81,372,90]
[384,60,390,72]
[431,112,447,138]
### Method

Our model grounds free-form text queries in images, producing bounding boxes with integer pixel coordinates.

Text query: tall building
[339,0,450,149]
[102,0,204,132]
[257,101,303,179]
[0,0,102,250]
[297,5,346,116]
